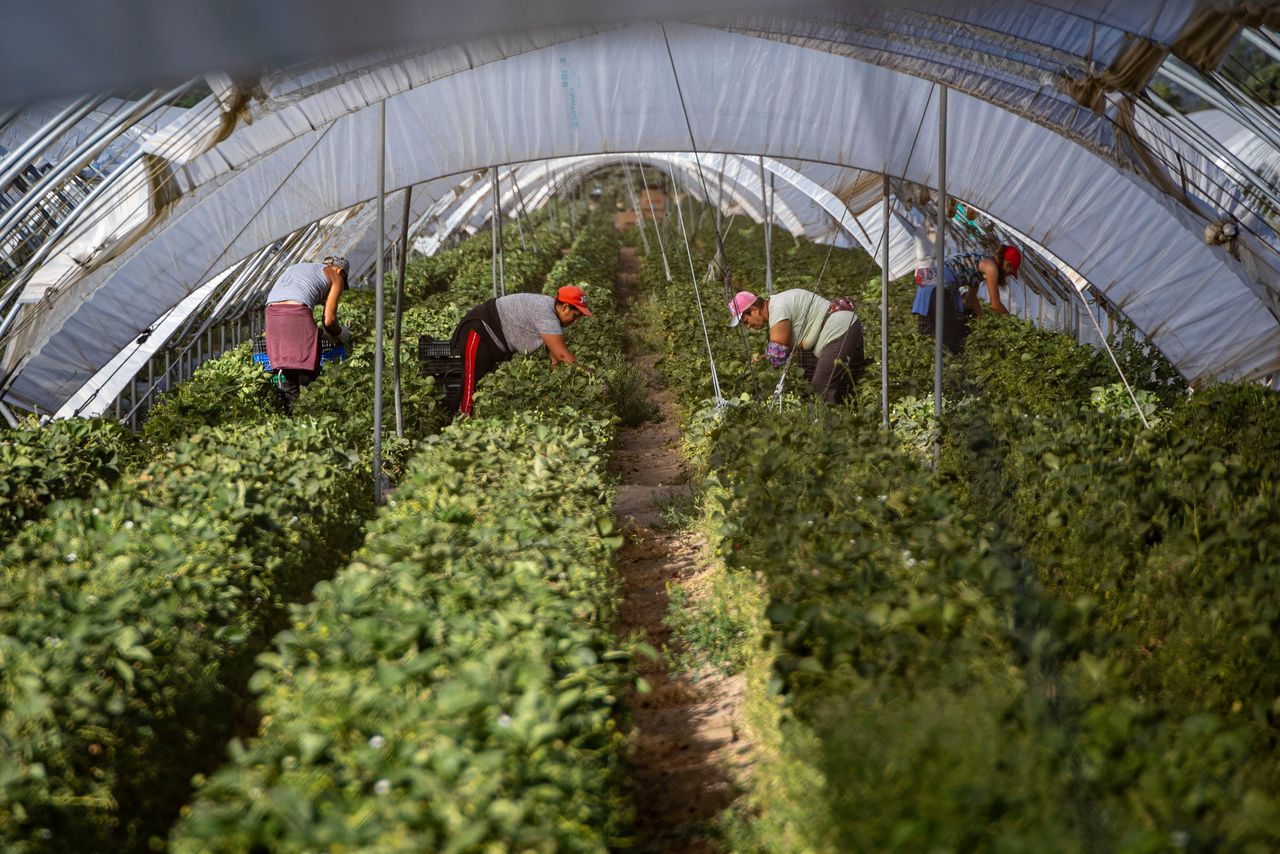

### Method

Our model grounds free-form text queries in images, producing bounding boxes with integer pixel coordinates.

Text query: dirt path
[613,246,750,852]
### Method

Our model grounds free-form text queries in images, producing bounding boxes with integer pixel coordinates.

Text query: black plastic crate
[441,378,464,412]
[418,335,461,378]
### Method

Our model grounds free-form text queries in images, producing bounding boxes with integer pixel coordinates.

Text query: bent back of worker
[267,263,331,306]
[494,292,563,354]
[769,288,855,352]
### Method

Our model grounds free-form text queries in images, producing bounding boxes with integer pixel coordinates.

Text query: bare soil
[613,246,751,852]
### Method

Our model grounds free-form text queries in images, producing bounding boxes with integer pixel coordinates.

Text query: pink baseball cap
[727,291,759,327]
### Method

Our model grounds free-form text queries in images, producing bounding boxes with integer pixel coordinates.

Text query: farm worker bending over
[264,256,350,414]
[449,284,593,416]
[728,287,866,405]
[912,244,1021,353]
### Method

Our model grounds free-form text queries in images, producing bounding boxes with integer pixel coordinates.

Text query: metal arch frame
[10,21,1280,412]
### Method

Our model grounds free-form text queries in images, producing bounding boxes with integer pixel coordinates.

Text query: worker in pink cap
[449,284,593,416]
[728,287,865,404]
[912,244,1021,352]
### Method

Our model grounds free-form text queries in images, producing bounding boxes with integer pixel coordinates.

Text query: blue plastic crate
[252,335,346,373]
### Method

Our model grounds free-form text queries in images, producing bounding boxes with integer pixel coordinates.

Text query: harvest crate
[418,335,463,411]
[251,333,346,372]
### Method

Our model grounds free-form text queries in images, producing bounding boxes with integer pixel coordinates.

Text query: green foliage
[0,416,137,546]
[173,282,633,852]
[633,216,1280,850]
[961,311,1115,413]
[173,415,631,853]
[1088,382,1162,427]
[663,570,760,676]
[940,314,1280,848]
[140,342,280,447]
[0,418,369,851]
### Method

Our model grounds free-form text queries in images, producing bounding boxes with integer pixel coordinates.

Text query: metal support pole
[760,157,774,295]
[165,350,172,391]
[496,188,506,297]
[219,324,225,355]
[881,173,891,431]
[393,186,411,438]
[568,187,577,241]
[129,375,139,429]
[933,85,947,466]
[373,99,388,504]
[0,399,19,429]
[491,167,500,299]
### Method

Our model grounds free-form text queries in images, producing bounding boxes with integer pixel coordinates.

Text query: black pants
[916,286,970,353]
[454,319,511,416]
[805,318,866,405]
[276,368,318,414]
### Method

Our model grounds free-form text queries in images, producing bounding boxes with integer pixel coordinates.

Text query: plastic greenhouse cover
[3,11,1279,413]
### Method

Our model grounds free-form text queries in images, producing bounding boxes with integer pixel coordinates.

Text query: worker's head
[323,256,350,281]
[555,284,593,326]
[997,245,1022,280]
[728,290,766,330]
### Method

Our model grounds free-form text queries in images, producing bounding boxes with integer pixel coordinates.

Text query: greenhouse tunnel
[2,3,1280,421]
[7,3,1280,852]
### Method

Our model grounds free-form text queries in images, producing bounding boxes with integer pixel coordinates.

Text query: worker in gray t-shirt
[264,256,350,413]
[448,284,593,416]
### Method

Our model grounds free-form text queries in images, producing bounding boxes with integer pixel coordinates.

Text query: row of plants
[0,416,139,548]
[171,211,640,851]
[0,418,372,851]
[937,312,1280,845]
[0,221,573,851]
[633,214,1280,849]
[634,229,1100,848]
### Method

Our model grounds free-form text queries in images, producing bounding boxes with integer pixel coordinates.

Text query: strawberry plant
[0,416,138,546]
[173,220,635,850]
[0,418,370,851]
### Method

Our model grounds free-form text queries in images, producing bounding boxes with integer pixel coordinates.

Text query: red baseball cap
[1000,245,1022,278]
[556,284,593,316]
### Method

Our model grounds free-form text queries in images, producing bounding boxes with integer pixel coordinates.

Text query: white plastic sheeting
[4,12,1280,413]
[410,154,908,259]
[0,1,1211,108]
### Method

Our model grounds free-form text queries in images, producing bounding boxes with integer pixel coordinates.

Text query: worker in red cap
[449,283,593,416]
[912,244,1021,352]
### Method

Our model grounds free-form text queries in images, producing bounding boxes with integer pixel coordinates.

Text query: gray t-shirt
[267,263,331,306]
[494,293,563,354]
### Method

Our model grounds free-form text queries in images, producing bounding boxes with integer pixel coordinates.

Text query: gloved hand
[323,324,351,344]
